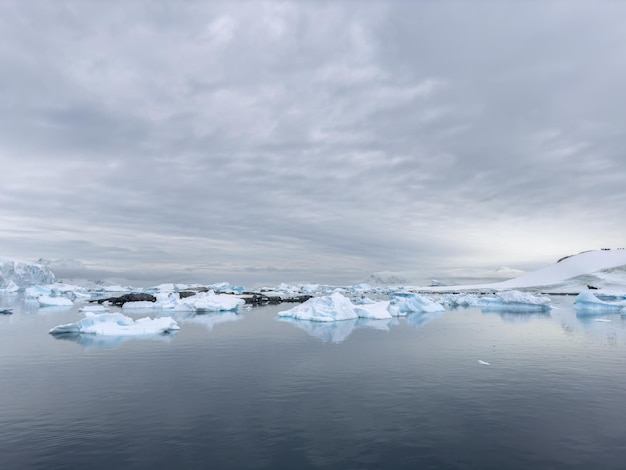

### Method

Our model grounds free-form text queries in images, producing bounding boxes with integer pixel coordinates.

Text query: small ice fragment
[478,360,491,365]
[593,318,612,322]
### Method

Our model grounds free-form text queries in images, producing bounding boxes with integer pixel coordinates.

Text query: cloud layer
[1,1,625,285]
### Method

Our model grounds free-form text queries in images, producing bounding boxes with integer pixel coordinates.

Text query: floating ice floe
[38,295,73,307]
[49,312,180,336]
[79,304,109,313]
[0,280,19,293]
[387,293,445,316]
[119,290,245,312]
[574,291,626,314]
[442,293,481,308]
[479,290,552,312]
[25,283,91,303]
[278,292,445,323]
[173,291,245,312]
[279,292,361,322]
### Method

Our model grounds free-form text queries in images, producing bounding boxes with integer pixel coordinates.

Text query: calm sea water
[1,294,626,469]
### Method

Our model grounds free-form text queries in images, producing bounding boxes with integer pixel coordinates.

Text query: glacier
[0,257,55,290]
[49,312,180,336]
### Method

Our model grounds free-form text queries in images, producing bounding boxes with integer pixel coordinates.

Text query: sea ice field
[2,250,626,469]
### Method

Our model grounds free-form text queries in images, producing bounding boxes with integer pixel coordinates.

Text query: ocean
[1,294,626,469]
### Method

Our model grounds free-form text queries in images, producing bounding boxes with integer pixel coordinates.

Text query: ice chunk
[174,291,245,312]
[278,292,358,322]
[122,301,158,310]
[38,295,73,307]
[479,290,552,312]
[79,304,109,313]
[478,360,491,365]
[354,301,393,320]
[442,293,481,307]
[387,293,445,316]
[0,280,19,293]
[49,312,179,336]
[0,257,56,289]
[574,291,626,313]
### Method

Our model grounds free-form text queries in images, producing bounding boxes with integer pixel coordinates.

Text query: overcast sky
[1,1,625,286]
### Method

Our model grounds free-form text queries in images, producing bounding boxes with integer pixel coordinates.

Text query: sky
[1,1,625,286]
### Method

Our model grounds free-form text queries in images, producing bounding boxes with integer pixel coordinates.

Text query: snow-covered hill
[421,250,626,293]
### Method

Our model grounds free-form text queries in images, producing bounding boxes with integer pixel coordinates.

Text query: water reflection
[278,317,397,343]
[37,305,74,314]
[162,310,242,331]
[406,311,444,328]
[51,332,176,350]
[481,310,552,323]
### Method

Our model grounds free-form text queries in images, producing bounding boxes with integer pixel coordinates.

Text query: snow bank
[574,291,626,313]
[0,257,55,290]
[479,290,552,312]
[49,312,180,336]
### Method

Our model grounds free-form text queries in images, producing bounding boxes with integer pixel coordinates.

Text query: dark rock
[94,293,157,306]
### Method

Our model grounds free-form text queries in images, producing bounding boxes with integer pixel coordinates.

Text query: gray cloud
[1,1,625,286]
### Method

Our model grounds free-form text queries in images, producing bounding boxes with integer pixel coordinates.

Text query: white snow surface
[420,250,626,293]
[49,312,180,336]
[0,257,55,290]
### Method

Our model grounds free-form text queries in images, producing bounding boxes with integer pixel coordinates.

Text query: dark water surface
[2,294,626,469]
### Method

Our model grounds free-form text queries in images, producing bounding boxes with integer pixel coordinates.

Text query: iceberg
[574,291,626,314]
[387,293,445,316]
[442,293,481,308]
[173,291,245,312]
[0,257,56,290]
[278,292,445,322]
[278,292,359,322]
[0,280,19,293]
[354,301,393,320]
[49,312,180,336]
[479,290,552,312]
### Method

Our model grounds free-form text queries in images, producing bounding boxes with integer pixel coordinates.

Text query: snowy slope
[421,250,626,293]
